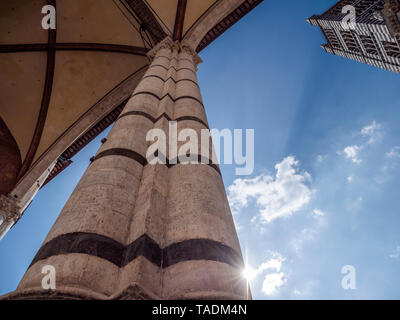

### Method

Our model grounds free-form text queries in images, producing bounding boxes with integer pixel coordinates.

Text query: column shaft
[9,38,246,300]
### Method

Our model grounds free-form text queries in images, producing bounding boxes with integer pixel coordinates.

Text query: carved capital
[147,37,202,66]
[146,37,174,61]
[0,194,21,223]
[172,40,181,52]
[181,41,203,66]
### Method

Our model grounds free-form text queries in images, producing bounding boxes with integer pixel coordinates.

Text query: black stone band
[150,64,196,76]
[118,110,159,123]
[142,74,199,87]
[163,238,242,268]
[30,232,243,269]
[174,116,209,129]
[92,148,148,166]
[118,110,209,129]
[147,153,221,176]
[154,55,193,64]
[30,232,125,267]
[130,91,204,108]
[91,148,221,176]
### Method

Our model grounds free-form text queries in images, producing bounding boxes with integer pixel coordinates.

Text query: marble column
[4,37,247,300]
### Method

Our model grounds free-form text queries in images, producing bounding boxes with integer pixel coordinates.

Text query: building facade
[308,0,400,73]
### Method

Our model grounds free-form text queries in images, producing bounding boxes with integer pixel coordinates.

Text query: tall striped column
[6,37,247,300]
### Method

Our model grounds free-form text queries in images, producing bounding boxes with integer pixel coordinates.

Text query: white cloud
[291,228,317,253]
[293,289,301,296]
[347,175,353,183]
[228,156,312,223]
[246,252,287,296]
[340,121,382,165]
[386,146,400,159]
[316,154,327,163]
[361,120,381,144]
[233,216,242,232]
[377,147,400,181]
[313,208,325,217]
[289,210,327,254]
[291,281,318,298]
[390,246,400,259]
[346,196,364,214]
[343,145,362,164]
[262,272,287,296]
[257,254,285,273]
[259,253,287,296]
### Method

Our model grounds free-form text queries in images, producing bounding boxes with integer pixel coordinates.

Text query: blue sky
[1,0,400,299]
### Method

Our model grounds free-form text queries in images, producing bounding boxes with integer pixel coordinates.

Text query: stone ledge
[1,286,108,300]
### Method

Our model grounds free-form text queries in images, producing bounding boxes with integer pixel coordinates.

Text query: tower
[307,0,400,73]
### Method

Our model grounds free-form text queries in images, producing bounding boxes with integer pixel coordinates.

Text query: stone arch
[0,117,22,195]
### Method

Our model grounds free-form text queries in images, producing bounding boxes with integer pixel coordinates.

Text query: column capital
[181,40,203,66]
[147,37,174,60]
[147,37,202,66]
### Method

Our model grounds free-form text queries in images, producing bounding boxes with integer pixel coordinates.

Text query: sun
[242,265,257,282]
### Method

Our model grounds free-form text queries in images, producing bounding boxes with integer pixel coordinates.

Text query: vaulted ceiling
[0,0,263,197]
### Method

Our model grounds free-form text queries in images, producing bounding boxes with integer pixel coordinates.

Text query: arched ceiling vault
[0,0,263,201]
